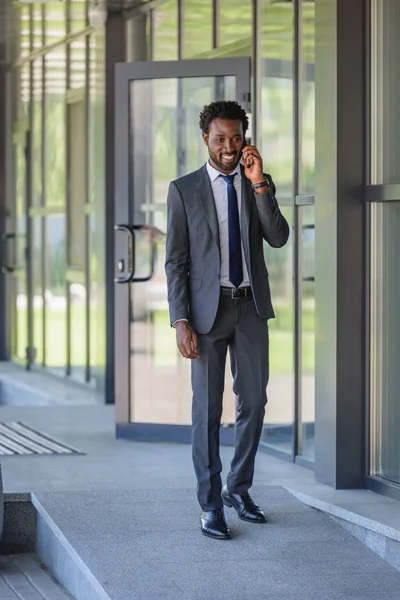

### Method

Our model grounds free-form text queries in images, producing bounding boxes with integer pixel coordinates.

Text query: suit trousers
[191,293,269,511]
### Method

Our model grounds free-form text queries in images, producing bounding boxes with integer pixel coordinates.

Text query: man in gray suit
[165,101,289,540]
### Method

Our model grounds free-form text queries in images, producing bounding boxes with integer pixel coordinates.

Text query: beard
[208,147,241,173]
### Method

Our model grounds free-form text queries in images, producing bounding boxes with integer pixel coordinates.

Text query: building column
[105,13,126,403]
[314,0,366,487]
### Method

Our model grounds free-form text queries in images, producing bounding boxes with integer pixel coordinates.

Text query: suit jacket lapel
[240,166,252,272]
[196,165,220,251]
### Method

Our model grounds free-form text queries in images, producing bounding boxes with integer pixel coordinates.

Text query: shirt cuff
[172,319,188,328]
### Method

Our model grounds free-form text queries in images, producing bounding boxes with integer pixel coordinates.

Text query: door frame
[114,58,251,440]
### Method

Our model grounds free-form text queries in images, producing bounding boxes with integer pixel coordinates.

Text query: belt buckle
[231,288,242,299]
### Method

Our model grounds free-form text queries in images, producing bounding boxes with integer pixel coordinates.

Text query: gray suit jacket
[165,164,289,335]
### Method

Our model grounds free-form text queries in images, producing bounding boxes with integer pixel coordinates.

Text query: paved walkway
[0,555,72,599]
[1,405,400,600]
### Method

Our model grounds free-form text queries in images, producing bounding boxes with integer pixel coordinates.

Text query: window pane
[32,218,44,365]
[262,207,294,453]
[69,39,87,90]
[219,0,252,53]
[370,0,400,184]
[45,2,66,45]
[68,98,86,269]
[70,0,87,31]
[45,48,66,207]
[89,30,106,390]
[69,283,87,382]
[300,0,315,194]
[261,0,294,196]
[182,0,212,58]
[20,6,30,58]
[300,205,315,460]
[45,216,66,373]
[32,58,43,207]
[370,203,400,484]
[153,0,178,60]
[32,4,43,50]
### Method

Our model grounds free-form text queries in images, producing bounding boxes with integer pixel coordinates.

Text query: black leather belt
[220,286,252,299]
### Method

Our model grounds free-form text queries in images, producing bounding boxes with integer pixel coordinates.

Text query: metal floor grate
[0,422,82,456]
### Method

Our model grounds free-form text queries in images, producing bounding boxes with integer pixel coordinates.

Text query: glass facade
[5,0,315,462]
[7,1,105,390]
[10,0,400,499]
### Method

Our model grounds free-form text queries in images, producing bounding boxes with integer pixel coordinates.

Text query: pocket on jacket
[189,277,202,291]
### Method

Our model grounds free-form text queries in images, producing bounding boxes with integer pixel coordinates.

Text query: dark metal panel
[106,13,126,406]
[314,0,366,488]
[115,58,251,83]
[365,476,400,502]
[365,184,400,202]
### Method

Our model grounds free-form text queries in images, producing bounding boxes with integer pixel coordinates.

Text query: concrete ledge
[32,493,112,600]
[286,487,400,574]
[0,493,36,554]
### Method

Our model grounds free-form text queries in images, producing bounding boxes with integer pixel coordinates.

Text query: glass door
[114,59,251,441]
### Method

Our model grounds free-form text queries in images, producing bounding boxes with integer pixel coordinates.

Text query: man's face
[202,118,244,174]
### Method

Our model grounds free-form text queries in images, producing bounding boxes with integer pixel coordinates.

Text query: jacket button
[217,275,220,279]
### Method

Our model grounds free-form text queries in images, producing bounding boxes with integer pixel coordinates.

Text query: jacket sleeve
[254,173,290,248]
[165,181,190,326]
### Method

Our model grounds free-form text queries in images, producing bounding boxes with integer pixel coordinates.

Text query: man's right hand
[175,322,200,359]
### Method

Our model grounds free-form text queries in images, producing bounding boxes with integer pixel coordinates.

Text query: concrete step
[287,485,400,574]
[0,554,73,600]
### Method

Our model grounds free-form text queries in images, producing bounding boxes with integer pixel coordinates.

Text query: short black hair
[199,100,249,135]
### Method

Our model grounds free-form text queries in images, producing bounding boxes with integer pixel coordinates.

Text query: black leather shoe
[200,508,232,540]
[221,485,267,523]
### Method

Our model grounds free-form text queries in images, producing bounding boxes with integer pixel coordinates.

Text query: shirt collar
[206,160,242,183]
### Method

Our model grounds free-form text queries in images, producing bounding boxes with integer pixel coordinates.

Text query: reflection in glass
[219,0,252,52]
[262,206,293,452]
[182,0,212,58]
[300,205,315,459]
[69,39,87,90]
[129,76,237,425]
[70,283,87,382]
[32,4,43,50]
[45,3,66,44]
[153,0,178,60]
[89,30,106,390]
[261,0,294,196]
[45,48,66,207]
[32,218,44,365]
[68,98,86,269]
[20,6,31,58]
[370,203,400,484]
[300,0,315,194]
[370,0,400,184]
[70,0,87,31]
[45,216,66,372]
[14,277,28,363]
[32,59,43,207]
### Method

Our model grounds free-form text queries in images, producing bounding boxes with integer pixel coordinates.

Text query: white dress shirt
[206,161,250,288]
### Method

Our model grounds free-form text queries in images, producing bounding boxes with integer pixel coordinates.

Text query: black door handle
[114,224,165,284]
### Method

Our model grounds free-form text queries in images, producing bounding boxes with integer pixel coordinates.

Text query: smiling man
[165,100,289,540]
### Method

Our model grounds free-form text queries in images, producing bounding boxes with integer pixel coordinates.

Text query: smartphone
[243,139,254,167]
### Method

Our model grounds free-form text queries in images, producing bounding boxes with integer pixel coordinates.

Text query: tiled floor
[0,555,72,600]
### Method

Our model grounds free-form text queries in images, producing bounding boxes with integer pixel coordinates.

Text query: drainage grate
[0,422,82,456]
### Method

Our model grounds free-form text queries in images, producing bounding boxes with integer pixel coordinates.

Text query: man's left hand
[242,144,267,191]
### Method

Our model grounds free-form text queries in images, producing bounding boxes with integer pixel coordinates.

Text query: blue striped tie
[220,173,243,288]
